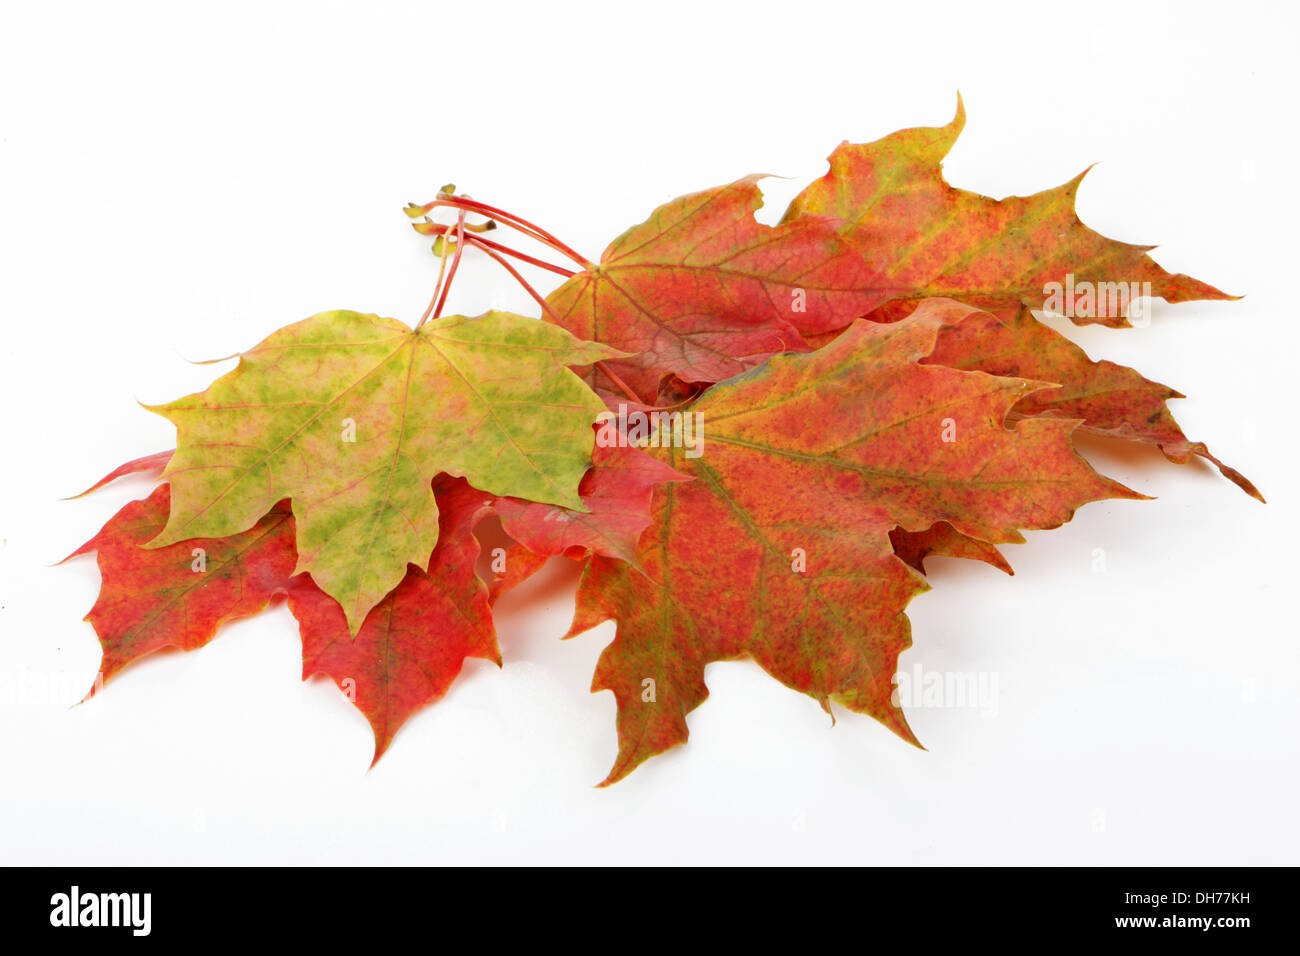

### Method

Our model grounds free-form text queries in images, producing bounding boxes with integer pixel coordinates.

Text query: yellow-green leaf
[147,309,620,634]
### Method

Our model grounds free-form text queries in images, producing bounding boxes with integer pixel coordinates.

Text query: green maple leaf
[147,309,620,634]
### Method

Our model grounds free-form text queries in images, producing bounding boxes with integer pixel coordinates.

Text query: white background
[2,0,1296,865]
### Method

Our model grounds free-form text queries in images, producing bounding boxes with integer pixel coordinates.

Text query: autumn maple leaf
[145,309,620,634]
[67,468,505,761]
[567,299,1140,784]
[544,176,888,400]
[781,95,1232,325]
[763,101,1256,498]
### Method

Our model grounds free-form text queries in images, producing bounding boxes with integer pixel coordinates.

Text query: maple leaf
[781,96,1233,326]
[567,299,1140,784]
[544,176,886,399]
[69,466,504,760]
[286,477,498,763]
[64,485,297,683]
[146,309,620,634]
[923,306,1262,500]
